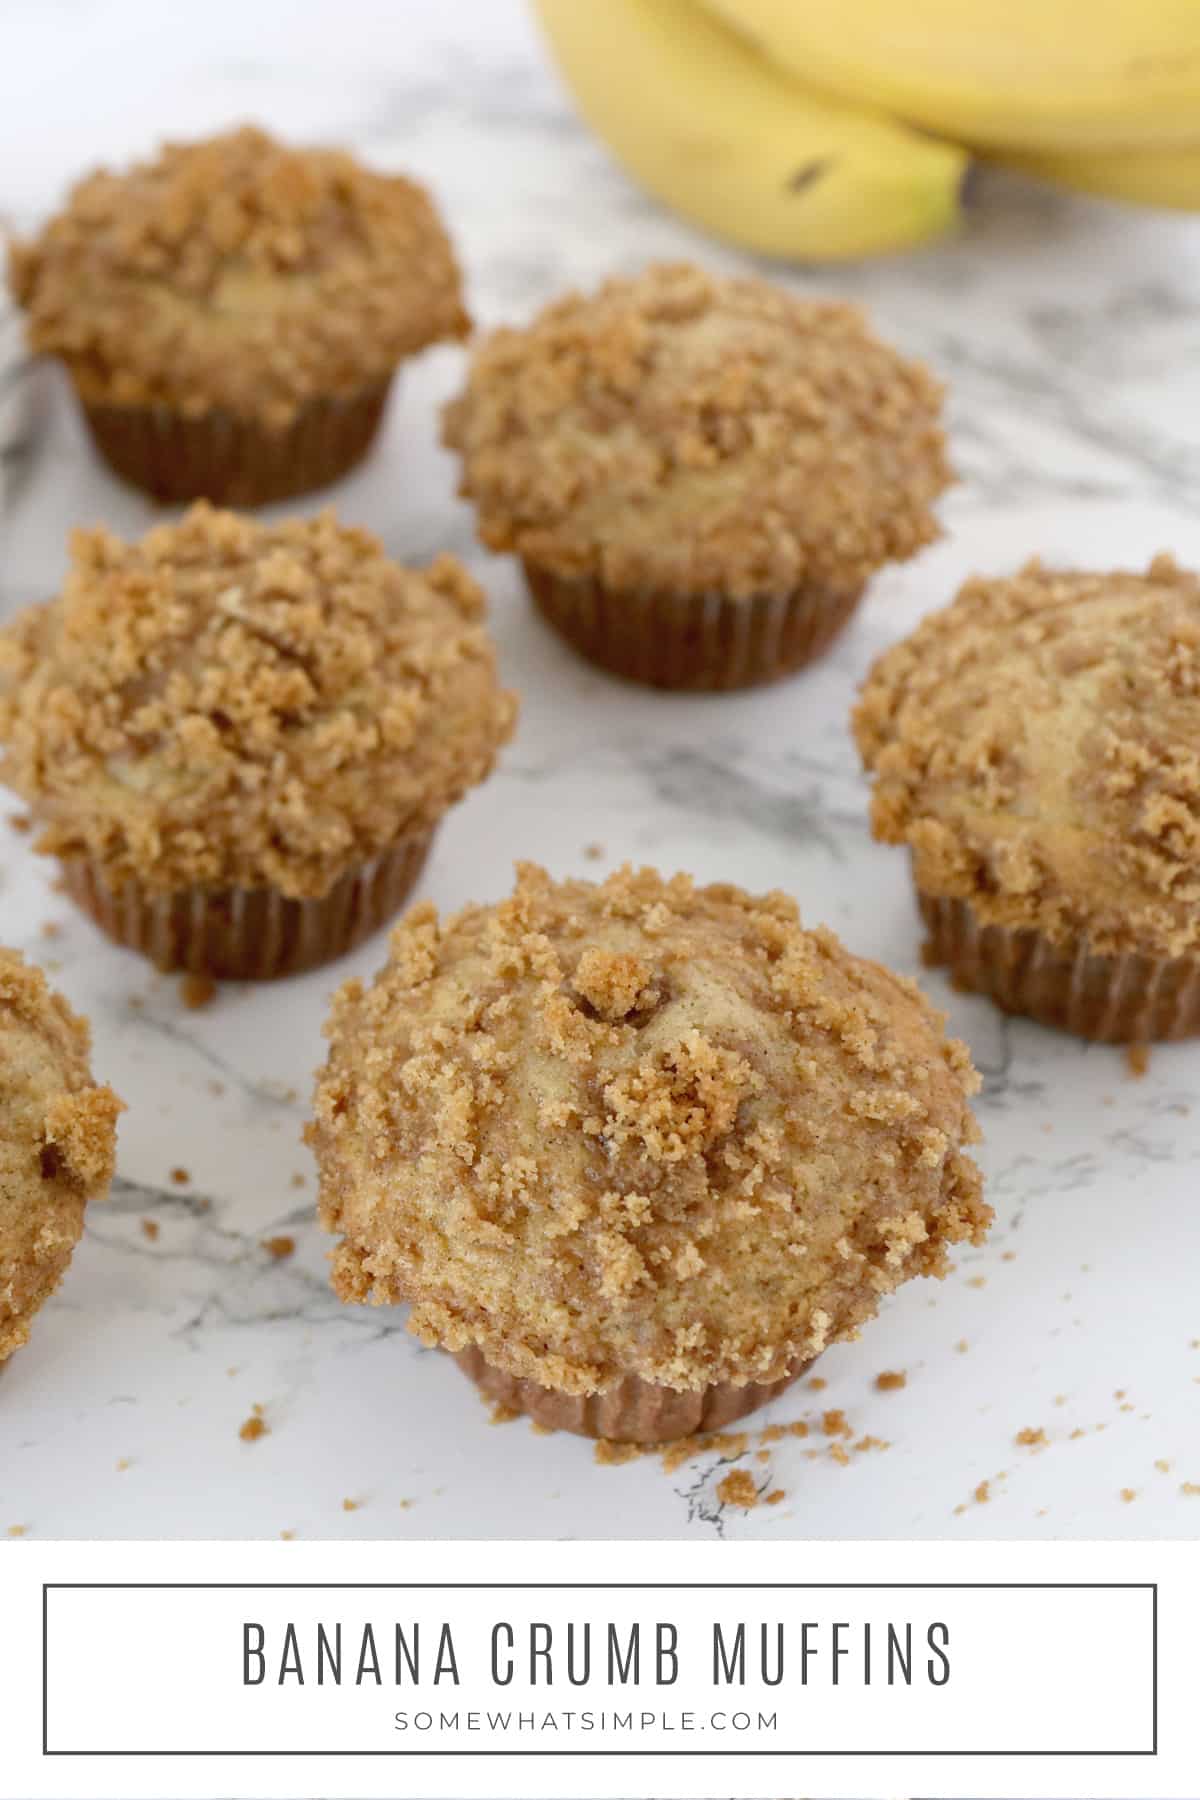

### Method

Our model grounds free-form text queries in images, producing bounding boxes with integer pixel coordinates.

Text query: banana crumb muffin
[309,863,988,1442]
[0,504,517,979]
[8,126,469,504]
[854,555,1200,1041]
[443,263,950,692]
[1,951,122,1364]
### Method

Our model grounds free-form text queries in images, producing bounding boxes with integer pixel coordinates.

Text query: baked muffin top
[309,863,987,1397]
[0,951,122,1362]
[855,555,1200,960]
[442,263,951,600]
[8,126,469,428]
[0,504,518,899]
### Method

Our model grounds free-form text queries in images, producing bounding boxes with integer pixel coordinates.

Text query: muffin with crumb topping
[8,126,469,505]
[443,263,950,692]
[854,554,1200,1041]
[309,863,988,1442]
[0,504,517,980]
[1,950,122,1365]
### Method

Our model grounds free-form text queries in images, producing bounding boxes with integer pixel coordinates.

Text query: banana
[1000,144,1200,211]
[532,0,968,261]
[701,0,1200,152]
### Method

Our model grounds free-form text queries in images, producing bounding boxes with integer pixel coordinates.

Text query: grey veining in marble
[1,0,1198,1544]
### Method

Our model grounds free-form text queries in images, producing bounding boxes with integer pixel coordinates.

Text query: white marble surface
[1,0,1199,1544]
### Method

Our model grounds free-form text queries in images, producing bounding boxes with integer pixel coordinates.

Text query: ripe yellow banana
[1001,143,1200,210]
[532,0,969,261]
[701,0,1200,151]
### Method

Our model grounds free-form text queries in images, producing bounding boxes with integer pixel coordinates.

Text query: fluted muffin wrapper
[454,1343,812,1444]
[523,560,863,693]
[60,830,434,980]
[918,889,1200,1044]
[74,375,393,507]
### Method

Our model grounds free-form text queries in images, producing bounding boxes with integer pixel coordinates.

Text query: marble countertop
[1,0,1199,1544]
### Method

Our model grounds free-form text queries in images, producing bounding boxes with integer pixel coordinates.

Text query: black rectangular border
[42,1580,1157,1758]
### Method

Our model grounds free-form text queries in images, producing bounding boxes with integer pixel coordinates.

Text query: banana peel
[533,0,969,261]
[700,0,1200,152]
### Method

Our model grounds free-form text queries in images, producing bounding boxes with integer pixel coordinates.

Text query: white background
[1,0,1200,1546]
[5,1539,1190,1796]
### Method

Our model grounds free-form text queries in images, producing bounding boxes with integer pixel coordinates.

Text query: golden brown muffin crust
[0,951,123,1362]
[854,555,1200,959]
[442,262,951,600]
[0,504,518,899]
[9,126,469,428]
[309,864,987,1395]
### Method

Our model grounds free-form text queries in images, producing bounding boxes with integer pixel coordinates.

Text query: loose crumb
[1155,1459,1171,1473]
[1181,1482,1200,1496]
[955,1338,969,1353]
[966,1275,987,1288]
[1015,1426,1047,1448]
[7,1524,27,1537]
[821,1408,850,1437]
[1126,1043,1150,1078]
[808,1376,827,1392]
[875,1369,907,1392]
[765,1488,786,1505]
[181,973,217,1010]
[594,1440,644,1467]
[141,1218,159,1241]
[261,1235,295,1260]
[239,1406,269,1443]
[1121,1488,1137,1503]
[584,843,605,861]
[280,1529,296,1540]
[715,1469,759,1509]
[169,1167,190,1185]
[974,1480,991,1504]
[116,1458,132,1472]
[41,920,62,939]
[290,1171,306,1189]
[342,1497,361,1512]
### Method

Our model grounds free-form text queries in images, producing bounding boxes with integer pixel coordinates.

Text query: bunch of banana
[532,0,1200,263]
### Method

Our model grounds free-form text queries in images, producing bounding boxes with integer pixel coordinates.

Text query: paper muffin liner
[74,375,394,507]
[918,889,1200,1043]
[454,1343,812,1444]
[523,560,863,692]
[59,830,433,980]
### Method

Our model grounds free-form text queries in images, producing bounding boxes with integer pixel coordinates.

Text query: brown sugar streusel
[0,951,123,1362]
[309,863,989,1444]
[855,555,1200,1041]
[443,263,950,692]
[0,504,517,979]
[9,126,469,503]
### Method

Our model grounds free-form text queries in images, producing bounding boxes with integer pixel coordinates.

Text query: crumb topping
[9,126,469,427]
[0,950,122,1361]
[0,504,517,898]
[309,863,988,1396]
[854,555,1200,958]
[442,262,951,600]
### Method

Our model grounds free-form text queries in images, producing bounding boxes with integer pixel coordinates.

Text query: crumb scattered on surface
[765,1488,786,1505]
[1121,1488,1137,1503]
[7,1524,27,1537]
[808,1376,828,1392]
[1126,1043,1150,1078]
[1181,1482,1200,1496]
[280,1529,296,1540]
[584,843,605,861]
[342,1497,361,1512]
[821,1409,850,1437]
[140,1218,159,1241]
[715,1468,759,1509]
[973,1480,991,1505]
[1016,1426,1048,1448]
[1155,1459,1171,1473]
[169,1167,190,1186]
[239,1406,268,1443]
[181,973,217,1011]
[594,1439,644,1467]
[956,1338,969,1353]
[875,1369,907,1391]
[116,1458,131,1471]
[966,1275,987,1288]
[261,1235,295,1260]
[290,1171,306,1189]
